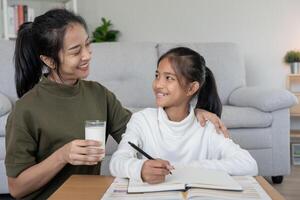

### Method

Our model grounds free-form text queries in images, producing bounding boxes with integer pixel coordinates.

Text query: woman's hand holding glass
[59,139,105,165]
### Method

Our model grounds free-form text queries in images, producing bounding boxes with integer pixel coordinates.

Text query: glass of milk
[85,120,106,150]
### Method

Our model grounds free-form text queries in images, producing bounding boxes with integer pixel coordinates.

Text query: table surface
[48,175,285,200]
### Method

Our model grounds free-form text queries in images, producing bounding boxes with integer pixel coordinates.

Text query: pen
[128,141,154,159]
[128,141,172,174]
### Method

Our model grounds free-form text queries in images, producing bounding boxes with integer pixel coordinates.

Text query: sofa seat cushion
[222,105,272,128]
[0,93,11,117]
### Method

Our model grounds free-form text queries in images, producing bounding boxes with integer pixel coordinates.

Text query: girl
[5,9,226,199]
[110,47,258,184]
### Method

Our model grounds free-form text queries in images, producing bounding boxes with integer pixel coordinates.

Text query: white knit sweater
[109,107,258,181]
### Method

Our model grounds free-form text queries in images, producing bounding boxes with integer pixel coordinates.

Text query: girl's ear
[40,55,56,70]
[187,81,200,96]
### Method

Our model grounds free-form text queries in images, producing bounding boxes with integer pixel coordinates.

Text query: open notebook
[101,176,271,200]
[128,166,243,193]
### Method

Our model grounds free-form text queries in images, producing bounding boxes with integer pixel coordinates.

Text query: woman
[5,9,227,199]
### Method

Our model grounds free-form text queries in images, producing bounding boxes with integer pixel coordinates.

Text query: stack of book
[6,4,35,38]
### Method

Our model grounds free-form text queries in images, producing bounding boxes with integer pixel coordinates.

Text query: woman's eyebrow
[68,44,81,51]
[68,37,89,51]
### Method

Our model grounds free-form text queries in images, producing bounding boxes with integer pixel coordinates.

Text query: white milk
[85,126,106,149]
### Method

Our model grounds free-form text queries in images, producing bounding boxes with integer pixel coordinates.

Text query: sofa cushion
[0,40,18,100]
[0,93,11,117]
[0,137,5,160]
[230,128,272,149]
[0,113,9,137]
[222,105,272,128]
[157,43,246,104]
[229,87,298,112]
[0,160,9,193]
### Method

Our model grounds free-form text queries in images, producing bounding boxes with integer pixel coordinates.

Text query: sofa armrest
[228,87,298,112]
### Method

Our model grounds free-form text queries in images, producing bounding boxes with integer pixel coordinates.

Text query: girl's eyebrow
[156,70,176,76]
[163,72,176,76]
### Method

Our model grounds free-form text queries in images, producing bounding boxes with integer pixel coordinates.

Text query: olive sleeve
[105,89,132,143]
[5,106,37,177]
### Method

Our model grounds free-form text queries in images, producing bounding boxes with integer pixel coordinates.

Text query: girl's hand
[141,159,173,184]
[194,108,230,138]
[59,139,105,165]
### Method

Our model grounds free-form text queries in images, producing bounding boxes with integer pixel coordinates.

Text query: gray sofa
[0,40,297,194]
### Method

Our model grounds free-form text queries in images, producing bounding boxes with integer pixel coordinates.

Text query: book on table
[101,166,272,200]
[128,166,243,193]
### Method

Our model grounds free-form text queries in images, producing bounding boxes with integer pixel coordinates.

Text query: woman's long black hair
[14,9,87,98]
[158,47,222,117]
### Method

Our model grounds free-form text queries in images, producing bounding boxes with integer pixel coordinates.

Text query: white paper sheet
[101,178,183,200]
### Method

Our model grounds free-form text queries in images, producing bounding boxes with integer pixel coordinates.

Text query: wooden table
[49,175,285,200]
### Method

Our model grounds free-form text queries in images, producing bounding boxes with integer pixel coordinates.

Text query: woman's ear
[187,82,200,96]
[40,55,56,70]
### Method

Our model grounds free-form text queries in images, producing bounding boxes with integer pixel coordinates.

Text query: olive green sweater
[5,77,131,199]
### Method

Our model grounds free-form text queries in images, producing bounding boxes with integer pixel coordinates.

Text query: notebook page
[186,176,271,200]
[128,178,185,193]
[101,178,183,200]
[166,165,242,191]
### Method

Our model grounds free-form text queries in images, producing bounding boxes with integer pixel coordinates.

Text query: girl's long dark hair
[158,47,222,117]
[14,9,87,98]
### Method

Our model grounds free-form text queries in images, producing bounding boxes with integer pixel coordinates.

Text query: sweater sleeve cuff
[128,159,147,182]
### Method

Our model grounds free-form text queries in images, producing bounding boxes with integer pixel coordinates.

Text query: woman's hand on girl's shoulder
[194,108,230,138]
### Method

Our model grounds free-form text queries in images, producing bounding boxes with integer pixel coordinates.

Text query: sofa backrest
[0,40,17,101]
[89,42,158,108]
[157,43,246,104]
[0,41,246,106]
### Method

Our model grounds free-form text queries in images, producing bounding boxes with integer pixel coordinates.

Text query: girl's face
[57,23,92,83]
[152,58,191,109]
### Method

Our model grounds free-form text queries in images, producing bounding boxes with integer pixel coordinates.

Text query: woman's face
[57,23,92,83]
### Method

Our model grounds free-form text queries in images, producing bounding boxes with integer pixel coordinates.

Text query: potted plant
[284,50,300,74]
[92,17,120,43]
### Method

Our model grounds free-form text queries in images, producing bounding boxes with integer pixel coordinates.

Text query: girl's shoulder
[126,108,159,131]
[203,120,227,142]
[133,107,157,116]
[202,121,218,136]
[131,108,158,122]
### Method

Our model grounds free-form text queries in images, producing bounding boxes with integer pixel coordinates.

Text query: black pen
[128,141,172,174]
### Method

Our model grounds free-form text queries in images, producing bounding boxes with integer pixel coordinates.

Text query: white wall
[78,0,300,127]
